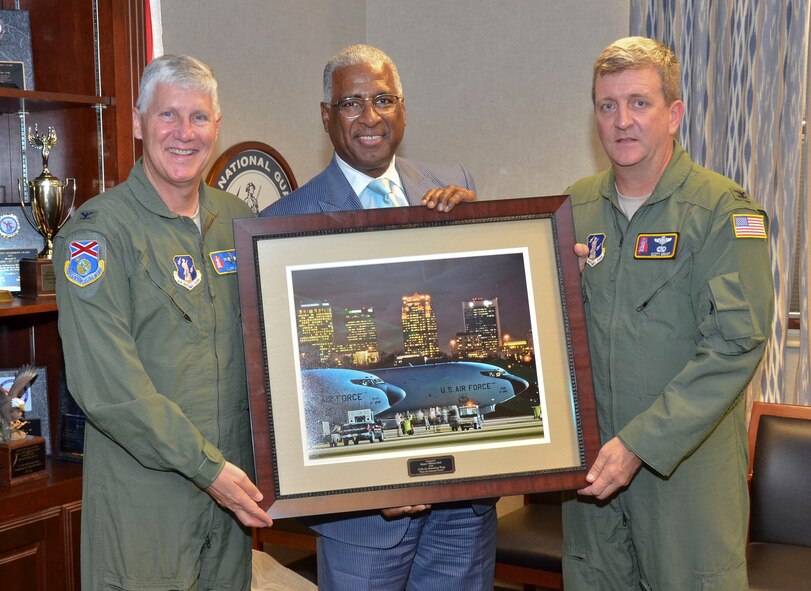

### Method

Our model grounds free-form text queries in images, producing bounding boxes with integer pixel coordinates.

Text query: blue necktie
[362,178,404,208]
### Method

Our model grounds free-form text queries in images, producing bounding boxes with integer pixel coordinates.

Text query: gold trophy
[17,124,76,298]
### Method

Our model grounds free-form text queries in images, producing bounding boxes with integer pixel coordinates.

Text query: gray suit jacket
[260,154,494,548]
[260,155,475,216]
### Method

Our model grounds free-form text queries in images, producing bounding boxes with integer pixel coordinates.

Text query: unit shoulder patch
[65,239,105,287]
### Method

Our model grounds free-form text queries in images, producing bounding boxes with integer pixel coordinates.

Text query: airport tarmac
[308,414,544,460]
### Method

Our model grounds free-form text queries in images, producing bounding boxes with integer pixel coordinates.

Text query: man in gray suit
[260,44,496,591]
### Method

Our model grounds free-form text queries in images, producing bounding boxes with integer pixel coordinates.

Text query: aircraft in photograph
[370,361,530,417]
[301,368,406,445]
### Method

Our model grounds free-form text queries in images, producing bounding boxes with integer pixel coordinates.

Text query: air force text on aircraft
[303,362,528,423]
[440,382,494,393]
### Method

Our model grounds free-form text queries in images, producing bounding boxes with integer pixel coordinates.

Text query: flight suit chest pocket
[633,253,693,313]
[137,267,207,328]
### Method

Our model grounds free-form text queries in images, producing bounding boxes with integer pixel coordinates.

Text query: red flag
[144,0,163,62]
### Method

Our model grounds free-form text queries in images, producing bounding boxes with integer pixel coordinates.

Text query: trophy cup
[17,124,76,299]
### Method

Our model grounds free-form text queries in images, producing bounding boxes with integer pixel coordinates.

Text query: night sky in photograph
[290,251,536,354]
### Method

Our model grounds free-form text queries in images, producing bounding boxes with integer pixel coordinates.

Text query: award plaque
[0,435,48,486]
[55,371,85,462]
[18,125,75,299]
[0,205,42,292]
[0,60,25,89]
[0,9,34,90]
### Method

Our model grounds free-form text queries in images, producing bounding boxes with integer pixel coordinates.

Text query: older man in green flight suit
[54,55,274,590]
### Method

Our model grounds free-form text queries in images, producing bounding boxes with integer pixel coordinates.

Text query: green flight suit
[562,143,773,590]
[54,160,256,590]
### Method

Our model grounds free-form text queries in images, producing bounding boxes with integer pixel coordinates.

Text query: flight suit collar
[128,158,215,224]
[598,141,693,209]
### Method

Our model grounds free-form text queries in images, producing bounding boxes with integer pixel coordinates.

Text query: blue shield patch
[586,233,606,267]
[65,240,105,287]
[173,255,202,290]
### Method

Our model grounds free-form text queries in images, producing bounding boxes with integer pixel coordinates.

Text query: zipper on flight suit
[144,270,193,322]
[198,210,222,449]
[605,201,628,438]
[635,253,692,312]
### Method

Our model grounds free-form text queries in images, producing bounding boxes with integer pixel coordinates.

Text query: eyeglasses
[325,94,403,119]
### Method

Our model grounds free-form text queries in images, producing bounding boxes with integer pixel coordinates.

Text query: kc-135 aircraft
[371,361,529,417]
[301,362,529,446]
[301,368,406,428]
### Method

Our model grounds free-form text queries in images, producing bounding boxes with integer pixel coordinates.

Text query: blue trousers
[316,505,497,591]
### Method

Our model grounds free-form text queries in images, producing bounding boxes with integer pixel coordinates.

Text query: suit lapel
[318,158,363,211]
[396,158,434,206]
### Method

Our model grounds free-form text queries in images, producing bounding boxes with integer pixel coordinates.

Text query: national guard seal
[65,239,105,287]
[206,142,298,215]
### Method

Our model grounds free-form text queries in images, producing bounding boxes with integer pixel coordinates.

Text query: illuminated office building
[345,307,379,363]
[452,331,483,359]
[297,302,335,365]
[401,292,440,358]
[462,297,502,356]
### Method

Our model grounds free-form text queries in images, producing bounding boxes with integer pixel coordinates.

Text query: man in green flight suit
[54,54,273,590]
[562,37,774,590]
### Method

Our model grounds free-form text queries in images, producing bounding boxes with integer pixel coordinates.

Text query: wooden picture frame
[235,195,599,518]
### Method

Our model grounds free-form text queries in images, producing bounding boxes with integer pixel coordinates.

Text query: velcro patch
[634,233,678,259]
[210,249,237,274]
[173,255,202,290]
[732,214,767,239]
[586,233,606,267]
[65,239,105,286]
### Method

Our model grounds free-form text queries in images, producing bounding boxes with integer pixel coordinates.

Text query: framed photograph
[235,196,599,518]
[0,366,50,454]
[206,141,297,215]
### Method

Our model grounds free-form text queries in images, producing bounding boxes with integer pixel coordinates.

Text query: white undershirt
[191,203,202,232]
[616,185,651,220]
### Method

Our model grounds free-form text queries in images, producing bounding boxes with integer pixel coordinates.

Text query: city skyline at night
[289,250,536,357]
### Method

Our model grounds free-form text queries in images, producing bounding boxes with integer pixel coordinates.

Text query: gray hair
[323,44,403,103]
[592,37,681,105]
[136,54,220,115]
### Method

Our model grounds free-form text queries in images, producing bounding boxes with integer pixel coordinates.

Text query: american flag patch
[732,214,767,239]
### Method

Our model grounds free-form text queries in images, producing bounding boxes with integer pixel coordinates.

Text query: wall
[159,0,629,198]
